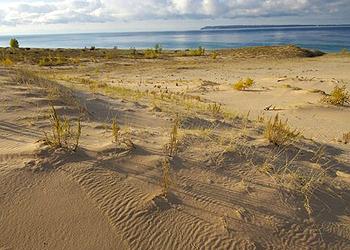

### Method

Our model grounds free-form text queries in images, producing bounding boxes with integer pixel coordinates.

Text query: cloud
[0,0,349,26]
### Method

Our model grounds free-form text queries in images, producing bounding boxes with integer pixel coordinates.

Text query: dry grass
[160,158,172,196]
[44,105,81,151]
[13,70,81,108]
[233,78,255,91]
[207,102,222,117]
[111,117,121,147]
[1,58,14,67]
[165,116,180,157]
[321,85,350,106]
[264,114,300,146]
[211,52,218,59]
[343,132,350,144]
[189,46,205,56]
[38,55,69,66]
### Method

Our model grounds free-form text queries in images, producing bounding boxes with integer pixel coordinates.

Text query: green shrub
[211,52,218,59]
[233,78,255,91]
[10,38,19,49]
[189,46,205,56]
[144,49,158,59]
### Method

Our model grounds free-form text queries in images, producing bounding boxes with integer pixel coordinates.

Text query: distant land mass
[201,24,350,30]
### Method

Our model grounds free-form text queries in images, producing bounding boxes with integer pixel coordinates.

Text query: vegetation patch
[38,55,70,66]
[264,114,300,146]
[233,78,255,91]
[44,105,81,151]
[321,85,350,106]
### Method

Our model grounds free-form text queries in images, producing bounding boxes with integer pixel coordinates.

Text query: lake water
[1,26,349,52]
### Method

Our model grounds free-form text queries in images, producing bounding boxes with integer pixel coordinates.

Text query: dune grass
[322,85,350,106]
[264,114,300,146]
[44,105,81,151]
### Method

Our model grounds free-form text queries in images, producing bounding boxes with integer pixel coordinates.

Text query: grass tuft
[111,117,121,147]
[321,85,349,106]
[264,114,300,146]
[165,116,180,157]
[44,105,82,151]
[343,132,350,144]
[161,158,172,196]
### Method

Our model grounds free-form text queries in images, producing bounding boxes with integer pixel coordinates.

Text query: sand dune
[0,47,350,249]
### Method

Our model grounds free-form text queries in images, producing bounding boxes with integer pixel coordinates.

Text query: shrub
[129,47,137,56]
[10,38,19,49]
[321,85,349,106]
[144,49,158,59]
[154,44,162,53]
[211,52,218,59]
[189,46,205,56]
[233,78,255,91]
[264,114,300,146]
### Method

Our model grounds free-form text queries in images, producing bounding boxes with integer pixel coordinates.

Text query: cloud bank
[0,0,349,26]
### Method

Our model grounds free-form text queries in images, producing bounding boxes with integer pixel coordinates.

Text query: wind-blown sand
[0,46,349,249]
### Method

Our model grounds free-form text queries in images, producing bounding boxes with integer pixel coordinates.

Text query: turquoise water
[0,26,349,52]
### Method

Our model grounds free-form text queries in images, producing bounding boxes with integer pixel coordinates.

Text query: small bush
[144,49,158,59]
[189,46,205,56]
[10,38,19,49]
[154,44,162,53]
[129,47,137,56]
[211,52,218,59]
[264,114,300,146]
[233,78,255,91]
[321,85,349,106]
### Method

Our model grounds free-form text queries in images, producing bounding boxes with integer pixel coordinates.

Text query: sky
[0,0,350,35]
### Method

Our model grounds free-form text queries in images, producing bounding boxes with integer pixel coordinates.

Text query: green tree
[10,38,19,49]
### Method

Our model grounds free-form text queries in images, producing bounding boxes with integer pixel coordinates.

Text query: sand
[0,47,349,249]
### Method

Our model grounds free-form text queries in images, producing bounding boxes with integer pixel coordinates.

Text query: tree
[10,38,19,49]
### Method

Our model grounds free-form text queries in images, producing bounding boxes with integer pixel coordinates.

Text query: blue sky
[1,0,349,35]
